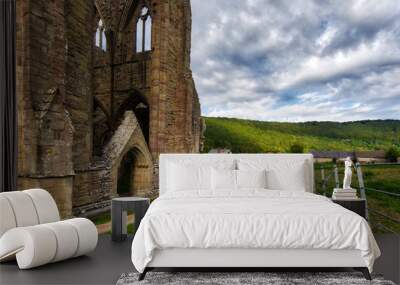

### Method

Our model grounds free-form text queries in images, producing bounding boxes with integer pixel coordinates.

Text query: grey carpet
[117,272,395,285]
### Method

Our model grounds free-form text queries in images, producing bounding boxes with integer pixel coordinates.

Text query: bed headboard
[159,154,314,195]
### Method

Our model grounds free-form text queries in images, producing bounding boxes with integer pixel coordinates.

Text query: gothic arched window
[136,6,152,53]
[95,19,107,51]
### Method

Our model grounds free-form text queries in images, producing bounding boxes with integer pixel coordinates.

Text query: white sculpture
[343,157,353,190]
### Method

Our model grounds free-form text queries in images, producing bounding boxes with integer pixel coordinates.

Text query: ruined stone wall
[73,166,113,209]
[65,0,101,208]
[16,0,75,217]
[149,0,202,156]
[16,0,37,176]
[16,0,202,217]
[91,0,202,159]
[93,24,111,117]
[65,0,94,170]
[183,1,202,152]
[17,0,71,175]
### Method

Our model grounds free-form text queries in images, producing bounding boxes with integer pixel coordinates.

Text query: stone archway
[103,111,153,198]
[117,147,151,196]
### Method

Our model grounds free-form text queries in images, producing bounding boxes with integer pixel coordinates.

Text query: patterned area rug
[116,272,395,285]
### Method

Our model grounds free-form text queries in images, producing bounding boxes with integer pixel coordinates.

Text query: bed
[131,154,380,280]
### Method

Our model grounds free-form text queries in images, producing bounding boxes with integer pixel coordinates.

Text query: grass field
[361,164,400,233]
[204,117,400,153]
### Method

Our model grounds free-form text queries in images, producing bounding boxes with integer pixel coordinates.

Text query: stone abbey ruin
[16,0,203,217]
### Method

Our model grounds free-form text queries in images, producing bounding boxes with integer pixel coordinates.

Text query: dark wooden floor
[0,235,134,285]
[0,234,399,285]
[374,234,400,284]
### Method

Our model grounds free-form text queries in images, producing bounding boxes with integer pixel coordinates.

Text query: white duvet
[131,190,380,273]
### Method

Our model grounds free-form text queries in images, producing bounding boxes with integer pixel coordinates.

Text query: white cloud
[191,0,400,121]
[316,26,337,51]
[271,35,400,90]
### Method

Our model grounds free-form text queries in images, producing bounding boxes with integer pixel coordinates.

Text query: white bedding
[131,190,380,273]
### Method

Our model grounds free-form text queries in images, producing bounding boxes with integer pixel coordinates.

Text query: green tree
[386,146,400,162]
[289,143,304,153]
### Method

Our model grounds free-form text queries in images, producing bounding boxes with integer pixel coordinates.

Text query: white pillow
[236,169,267,189]
[167,163,211,191]
[267,165,306,191]
[237,158,308,191]
[211,168,236,191]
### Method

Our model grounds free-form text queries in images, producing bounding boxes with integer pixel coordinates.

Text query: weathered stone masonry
[16,0,203,217]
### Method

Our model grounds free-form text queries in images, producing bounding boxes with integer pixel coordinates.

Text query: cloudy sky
[191,0,400,122]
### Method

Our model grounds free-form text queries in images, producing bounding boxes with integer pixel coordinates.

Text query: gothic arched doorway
[117,147,151,196]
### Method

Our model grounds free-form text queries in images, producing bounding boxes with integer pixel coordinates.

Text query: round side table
[111,197,150,242]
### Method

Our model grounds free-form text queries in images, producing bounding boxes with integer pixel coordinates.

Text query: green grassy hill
[203,117,400,153]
